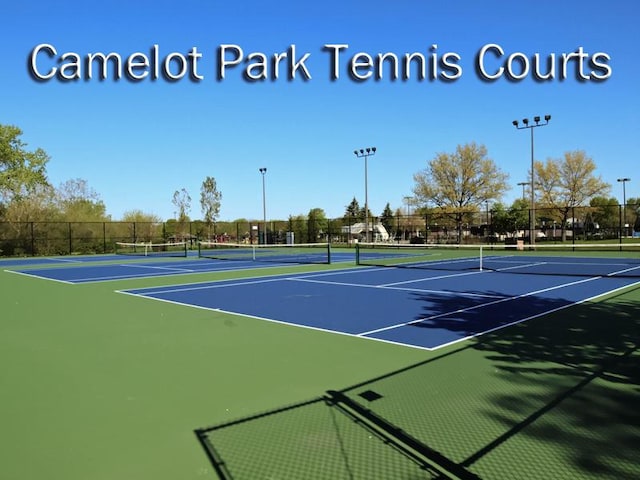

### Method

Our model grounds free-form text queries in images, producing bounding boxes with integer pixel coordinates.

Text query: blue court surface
[4,252,355,283]
[0,254,125,267]
[119,267,640,350]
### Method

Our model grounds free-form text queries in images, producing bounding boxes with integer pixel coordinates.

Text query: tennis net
[115,241,188,257]
[198,242,331,264]
[356,242,640,278]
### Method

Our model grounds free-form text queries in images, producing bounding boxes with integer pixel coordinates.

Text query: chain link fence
[1,205,638,257]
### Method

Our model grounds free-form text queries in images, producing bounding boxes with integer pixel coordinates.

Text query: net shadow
[195,395,456,479]
[195,286,640,479]
[341,288,640,479]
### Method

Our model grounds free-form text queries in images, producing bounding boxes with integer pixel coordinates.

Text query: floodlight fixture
[354,147,378,243]
[617,177,631,237]
[511,114,552,246]
[517,181,530,200]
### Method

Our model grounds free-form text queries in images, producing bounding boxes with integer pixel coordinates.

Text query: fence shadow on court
[195,286,640,479]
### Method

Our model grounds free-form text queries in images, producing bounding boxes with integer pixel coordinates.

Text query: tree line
[0,124,222,238]
[2,123,638,246]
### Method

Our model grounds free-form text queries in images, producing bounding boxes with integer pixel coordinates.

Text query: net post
[355,243,360,265]
[479,244,483,271]
[327,242,332,264]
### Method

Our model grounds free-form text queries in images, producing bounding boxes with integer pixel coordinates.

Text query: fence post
[426,214,430,243]
[619,204,623,249]
[572,206,576,247]
[30,222,35,255]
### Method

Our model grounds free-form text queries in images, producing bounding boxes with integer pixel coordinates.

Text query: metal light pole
[513,115,551,247]
[403,196,413,242]
[517,181,530,201]
[259,167,267,244]
[617,177,630,237]
[354,147,377,242]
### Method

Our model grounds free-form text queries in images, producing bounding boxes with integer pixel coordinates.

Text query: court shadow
[195,395,452,480]
[195,285,640,479]
[339,286,640,478]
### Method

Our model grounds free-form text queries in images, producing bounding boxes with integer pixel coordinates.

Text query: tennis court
[120,256,640,350]
[2,243,639,480]
[5,242,353,283]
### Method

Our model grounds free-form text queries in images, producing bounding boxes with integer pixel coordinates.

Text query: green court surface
[1,258,639,480]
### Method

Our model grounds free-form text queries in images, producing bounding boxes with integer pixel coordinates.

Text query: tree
[121,209,163,242]
[626,197,640,211]
[172,188,191,221]
[1,184,57,254]
[200,176,222,240]
[172,188,191,241]
[413,142,509,242]
[121,210,162,223]
[380,203,394,236]
[344,197,362,221]
[288,214,307,244]
[535,150,610,241]
[490,199,530,239]
[55,178,108,221]
[0,124,50,205]
[589,196,619,238]
[623,197,640,236]
[307,208,328,242]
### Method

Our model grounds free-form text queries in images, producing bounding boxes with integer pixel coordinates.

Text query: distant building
[342,222,390,243]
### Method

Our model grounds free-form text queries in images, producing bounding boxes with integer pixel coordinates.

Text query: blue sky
[2,0,638,221]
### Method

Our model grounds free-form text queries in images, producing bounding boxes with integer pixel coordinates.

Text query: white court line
[288,277,505,299]
[116,272,640,352]
[3,269,74,284]
[115,290,436,351]
[608,264,640,276]
[131,267,504,300]
[424,277,640,351]
[75,264,279,283]
[378,269,485,287]
[490,260,640,277]
[46,259,335,284]
[119,263,195,273]
[357,276,603,337]
[494,262,548,272]
[375,256,480,269]
[119,266,367,294]
[44,257,83,263]
[124,276,291,296]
